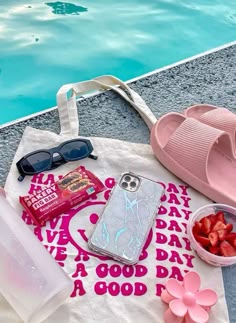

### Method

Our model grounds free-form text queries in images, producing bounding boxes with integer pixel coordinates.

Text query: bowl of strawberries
[187,204,236,266]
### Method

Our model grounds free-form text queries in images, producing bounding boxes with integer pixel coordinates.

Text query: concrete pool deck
[1,42,236,322]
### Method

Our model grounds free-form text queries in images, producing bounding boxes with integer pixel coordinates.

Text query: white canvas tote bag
[3,76,229,322]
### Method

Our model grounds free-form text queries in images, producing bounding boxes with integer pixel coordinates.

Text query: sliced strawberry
[192,221,202,235]
[216,211,226,224]
[227,239,236,249]
[217,229,228,241]
[220,241,236,257]
[194,235,210,247]
[207,214,218,226]
[209,246,220,255]
[212,221,226,232]
[208,231,219,247]
[201,217,212,235]
[225,223,233,232]
[225,232,236,242]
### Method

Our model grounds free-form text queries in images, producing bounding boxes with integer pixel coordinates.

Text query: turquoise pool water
[0,0,236,125]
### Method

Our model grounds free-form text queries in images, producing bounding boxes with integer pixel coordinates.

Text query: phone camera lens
[121,182,128,189]
[130,181,136,188]
[124,175,131,182]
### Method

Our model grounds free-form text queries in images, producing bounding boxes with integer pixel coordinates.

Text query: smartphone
[88,172,164,265]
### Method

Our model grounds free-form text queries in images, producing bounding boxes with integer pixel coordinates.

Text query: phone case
[88,172,164,265]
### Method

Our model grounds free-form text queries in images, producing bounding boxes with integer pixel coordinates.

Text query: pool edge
[1,39,236,130]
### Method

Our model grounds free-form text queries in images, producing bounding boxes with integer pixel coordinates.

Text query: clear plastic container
[187,203,236,267]
[0,188,73,322]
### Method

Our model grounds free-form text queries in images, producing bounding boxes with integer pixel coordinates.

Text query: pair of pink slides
[151,104,236,207]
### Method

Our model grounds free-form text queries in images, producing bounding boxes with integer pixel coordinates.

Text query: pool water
[0,0,236,125]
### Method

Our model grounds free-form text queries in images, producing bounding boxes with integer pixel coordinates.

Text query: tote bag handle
[56,75,157,136]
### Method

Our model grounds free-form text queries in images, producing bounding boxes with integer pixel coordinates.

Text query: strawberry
[208,231,219,247]
[192,212,236,257]
[201,217,212,235]
[228,239,236,249]
[225,223,233,232]
[212,221,226,232]
[194,235,210,247]
[216,211,226,224]
[207,214,218,226]
[192,221,202,235]
[209,246,220,255]
[220,241,236,257]
[225,232,236,242]
[217,229,228,241]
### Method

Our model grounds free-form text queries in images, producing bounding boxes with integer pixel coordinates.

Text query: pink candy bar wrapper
[20,166,105,226]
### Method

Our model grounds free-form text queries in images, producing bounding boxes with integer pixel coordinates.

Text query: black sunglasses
[16,138,97,181]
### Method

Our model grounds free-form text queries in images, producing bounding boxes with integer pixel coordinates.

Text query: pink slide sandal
[185,104,236,152]
[150,112,236,207]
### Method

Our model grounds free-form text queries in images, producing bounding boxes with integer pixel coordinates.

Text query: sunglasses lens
[21,152,51,173]
[60,141,90,160]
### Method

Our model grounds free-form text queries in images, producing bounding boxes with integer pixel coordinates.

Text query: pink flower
[161,271,217,323]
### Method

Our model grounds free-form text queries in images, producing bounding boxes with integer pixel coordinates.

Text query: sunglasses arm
[89,154,98,160]
[18,174,26,182]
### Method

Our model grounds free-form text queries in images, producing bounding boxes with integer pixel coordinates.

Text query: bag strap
[56,75,157,136]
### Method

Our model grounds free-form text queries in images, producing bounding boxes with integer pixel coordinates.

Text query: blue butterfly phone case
[88,172,164,265]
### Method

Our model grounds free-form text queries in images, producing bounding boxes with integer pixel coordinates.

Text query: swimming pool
[0,0,236,125]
